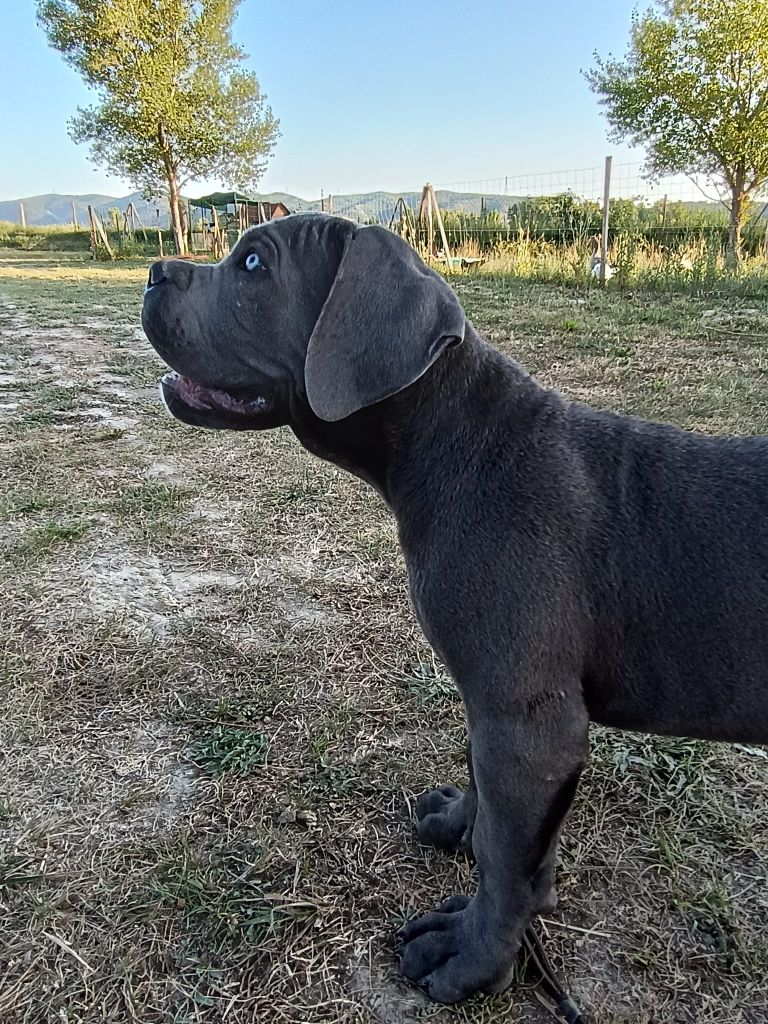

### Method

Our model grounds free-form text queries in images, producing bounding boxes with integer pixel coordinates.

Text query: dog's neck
[290,323,545,509]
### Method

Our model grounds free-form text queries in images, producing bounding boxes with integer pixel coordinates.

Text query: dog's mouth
[159,371,280,430]
[162,371,268,415]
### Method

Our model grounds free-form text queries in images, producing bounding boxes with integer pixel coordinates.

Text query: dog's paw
[415,785,471,854]
[399,895,517,1004]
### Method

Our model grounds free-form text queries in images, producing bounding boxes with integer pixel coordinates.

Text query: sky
[0,0,647,203]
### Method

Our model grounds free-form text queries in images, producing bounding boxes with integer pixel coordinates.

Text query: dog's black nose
[148,261,166,287]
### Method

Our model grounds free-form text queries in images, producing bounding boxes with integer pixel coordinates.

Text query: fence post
[429,185,453,266]
[156,208,164,258]
[72,202,79,231]
[600,156,612,286]
[426,183,434,257]
[19,202,26,228]
[87,205,114,260]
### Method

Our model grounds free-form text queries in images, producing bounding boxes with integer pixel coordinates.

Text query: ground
[1,250,766,1024]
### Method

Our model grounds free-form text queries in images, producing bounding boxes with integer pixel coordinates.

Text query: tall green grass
[447,232,768,297]
[0,221,175,257]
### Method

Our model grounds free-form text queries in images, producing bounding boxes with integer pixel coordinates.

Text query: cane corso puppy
[141,214,768,1005]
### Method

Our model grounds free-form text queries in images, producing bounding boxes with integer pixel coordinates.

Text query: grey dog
[141,214,768,1005]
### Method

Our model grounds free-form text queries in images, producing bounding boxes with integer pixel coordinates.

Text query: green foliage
[189,725,268,776]
[509,192,602,236]
[0,221,174,255]
[586,0,768,259]
[37,0,279,251]
[409,194,766,256]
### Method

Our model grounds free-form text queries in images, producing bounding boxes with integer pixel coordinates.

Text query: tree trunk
[726,166,747,268]
[157,124,187,256]
[166,172,187,256]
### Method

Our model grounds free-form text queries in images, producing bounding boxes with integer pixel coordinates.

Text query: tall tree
[38,0,279,255]
[586,0,768,263]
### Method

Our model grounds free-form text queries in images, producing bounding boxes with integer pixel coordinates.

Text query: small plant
[189,725,268,775]
[151,847,315,944]
[274,469,329,506]
[613,232,643,287]
[10,519,90,559]
[403,660,457,705]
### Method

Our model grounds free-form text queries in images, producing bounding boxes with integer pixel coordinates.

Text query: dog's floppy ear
[304,225,465,422]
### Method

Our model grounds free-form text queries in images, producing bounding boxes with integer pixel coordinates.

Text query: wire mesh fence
[324,161,768,260]
[12,159,763,275]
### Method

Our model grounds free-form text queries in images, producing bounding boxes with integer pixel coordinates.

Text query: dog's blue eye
[245,252,261,271]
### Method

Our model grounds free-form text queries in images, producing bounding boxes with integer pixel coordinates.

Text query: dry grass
[1,249,767,1023]
[465,236,768,298]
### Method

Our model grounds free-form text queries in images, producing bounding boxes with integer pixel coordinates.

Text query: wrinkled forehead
[229,214,344,260]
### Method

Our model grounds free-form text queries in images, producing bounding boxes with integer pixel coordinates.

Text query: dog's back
[395,340,768,746]
[567,404,768,743]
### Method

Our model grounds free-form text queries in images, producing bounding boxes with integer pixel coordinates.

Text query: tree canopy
[38,0,279,253]
[586,0,768,261]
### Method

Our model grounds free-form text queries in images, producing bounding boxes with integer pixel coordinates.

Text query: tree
[37,0,279,255]
[586,0,768,263]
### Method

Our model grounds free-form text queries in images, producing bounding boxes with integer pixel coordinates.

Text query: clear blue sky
[0,0,644,202]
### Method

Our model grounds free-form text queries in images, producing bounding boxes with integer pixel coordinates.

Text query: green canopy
[188,191,258,210]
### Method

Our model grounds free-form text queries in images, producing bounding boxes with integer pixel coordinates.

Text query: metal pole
[600,156,612,286]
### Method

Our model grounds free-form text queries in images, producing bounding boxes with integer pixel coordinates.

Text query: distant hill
[0,187,744,229]
[0,188,541,228]
[0,192,176,228]
[0,193,112,227]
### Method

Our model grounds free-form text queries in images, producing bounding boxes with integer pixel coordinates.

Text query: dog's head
[141,214,465,430]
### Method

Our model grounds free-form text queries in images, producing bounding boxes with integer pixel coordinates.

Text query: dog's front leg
[400,694,588,1004]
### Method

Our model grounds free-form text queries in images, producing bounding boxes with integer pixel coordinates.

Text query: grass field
[1,249,767,1024]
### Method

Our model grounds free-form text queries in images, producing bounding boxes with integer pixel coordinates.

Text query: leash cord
[522,924,585,1024]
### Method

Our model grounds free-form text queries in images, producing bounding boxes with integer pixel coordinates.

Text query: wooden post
[416,185,432,256]
[19,202,26,228]
[87,205,114,259]
[130,203,148,244]
[429,185,453,266]
[87,205,98,258]
[124,203,137,244]
[600,156,612,286]
[661,194,668,229]
[320,190,325,213]
[72,202,79,231]
[156,208,164,258]
[210,205,223,258]
[111,208,122,249]
[426,183,434,257]
[328,194,334,215]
